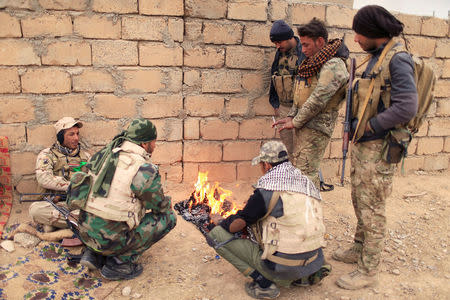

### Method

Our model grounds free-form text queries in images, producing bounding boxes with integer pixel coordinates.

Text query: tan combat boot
[336,269,377,290]
[332,243,362,264]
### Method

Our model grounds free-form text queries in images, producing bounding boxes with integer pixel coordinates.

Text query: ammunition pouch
[381,128,412,164]
[272,74,294,105]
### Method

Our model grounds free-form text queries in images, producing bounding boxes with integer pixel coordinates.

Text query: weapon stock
[341,58,356,186]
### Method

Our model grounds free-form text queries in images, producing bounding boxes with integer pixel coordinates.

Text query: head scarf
[87,118,157,197]
[352,5,404,38]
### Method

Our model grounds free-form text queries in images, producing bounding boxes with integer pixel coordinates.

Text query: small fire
[188,171,239,218]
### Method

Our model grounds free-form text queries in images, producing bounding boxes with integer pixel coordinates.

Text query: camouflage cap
[54,117,83,134]
[251,141,289,165]
[125,118,157,143]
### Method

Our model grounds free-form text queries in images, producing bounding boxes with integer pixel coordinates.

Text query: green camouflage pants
[208,226,292,287]
[351,140,395,274]
[78,209,176,263]
[293,127,329,188]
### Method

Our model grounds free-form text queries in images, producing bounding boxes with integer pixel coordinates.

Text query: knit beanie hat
[353,5,404,38]
[270,20,294,42]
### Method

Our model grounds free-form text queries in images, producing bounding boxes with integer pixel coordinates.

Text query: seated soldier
[207,141,331,299]
[76,118,176,280]
[29,117,90,233]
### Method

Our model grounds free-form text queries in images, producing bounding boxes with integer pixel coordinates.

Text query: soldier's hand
[273,118,294,132]
[53,195,61,203]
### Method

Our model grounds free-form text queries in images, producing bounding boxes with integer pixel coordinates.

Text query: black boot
[80,248,105,271]
[100,256,143,281]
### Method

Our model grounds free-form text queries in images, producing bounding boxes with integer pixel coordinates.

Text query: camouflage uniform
[29,144,90,228]
[288,57,348,187]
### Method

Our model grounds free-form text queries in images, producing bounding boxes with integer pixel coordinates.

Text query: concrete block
[27,124,54,148]
[243,23,272,47]
[42,41,91,66]
[10,152,36,175]
[423,154,449,171]
[45,94,90,121]
[203,22,243,45]
[151,119,183,141]
[416,137,444,155]
[73,68,115,92]
[227,97,249,116]
[292,3,326,24]
[0,124,25,148]
[185,0,227,19]
[152,141,182,164]
[242,72,264,93]
[120,68,164,93]
[396,13,421,35]
[326,5,356,29]
[184,141,222,162]
[22,14,72,37]
[184,118,199,140]
[434,80,450,98]
[269,0,287,21]
[436,40,450,58]
[408,37,436,57]
[0,97,34,123]
[94,94,136,118]
[421,17,448,37]
[198,162,236,183]
[0,40,40,65]
[237,161,261,181]
[141,94,182,118]
[185,95,224,117]
[225,46,265,70]
[184,47,225,68]
[202,70,242,93]
[92,40,138,66]
[140,43,183,67]
[82,120,120,145]
[38,0,87,10]
[228,0,267,22]
[139,0,183,16]
[428,118,450,136]
[168,18,184,42]
[92,0,137,13]
[253,95,273,116]
[239,118,275,139]
[0,11,21,37]
[437,99,450,116]
[0,68,20,93]
[223,140,260,161]
[22,68,71,94]
[200,119,239,140]
[74,15,121,39]
[122,16,166,41]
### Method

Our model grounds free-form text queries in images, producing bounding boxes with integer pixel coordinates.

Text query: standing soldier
[269,20,306,159]
[74,118,177,280]
[273,18,349,187]
[29,117,90,232]
[334,6,418,290]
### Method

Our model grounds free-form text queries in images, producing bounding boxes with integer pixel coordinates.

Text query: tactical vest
[257,191,325,266]
[352,41,411,141]
[37,147,89,195]
[84,141,148,229]
[272,49,300,106]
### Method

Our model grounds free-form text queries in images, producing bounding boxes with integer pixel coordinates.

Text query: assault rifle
[340,58,356,186]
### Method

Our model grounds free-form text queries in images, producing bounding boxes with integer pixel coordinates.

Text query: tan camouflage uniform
[29,145,90,228]
[288,58,348,187]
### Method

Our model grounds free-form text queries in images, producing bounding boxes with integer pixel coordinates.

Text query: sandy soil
[1,170,449,300]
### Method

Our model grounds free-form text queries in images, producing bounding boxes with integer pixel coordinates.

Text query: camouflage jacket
[288,58,349,137]
[35,145,90,193]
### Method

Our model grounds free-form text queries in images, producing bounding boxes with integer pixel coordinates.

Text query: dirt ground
[1,170,449,300]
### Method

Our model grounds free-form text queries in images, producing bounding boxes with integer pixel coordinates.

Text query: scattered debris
[122,286,131,297]
[403,191,427,199]
[0,240,15,252]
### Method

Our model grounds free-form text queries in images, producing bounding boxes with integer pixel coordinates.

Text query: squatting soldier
[274,18,349,187]
[208,141,331,299]
[269,20,306,159]
[29,117,90,232]
[75,118,176,280]
[334,6,418,290]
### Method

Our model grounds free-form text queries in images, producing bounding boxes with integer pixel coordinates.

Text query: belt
[266,251,319,267]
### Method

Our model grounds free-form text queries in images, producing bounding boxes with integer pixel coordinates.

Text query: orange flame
[189,171,239,218]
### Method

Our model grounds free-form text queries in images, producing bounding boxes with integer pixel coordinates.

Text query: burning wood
[174,172,240,236]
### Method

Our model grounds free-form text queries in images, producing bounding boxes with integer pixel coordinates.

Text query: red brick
[151,119,183,141]
[122,16,165,41]
[0,68,20,93]
[198,162,236,183]
[152,141,182,164]
[38,0,87,10]
[92,0,137,13]
[0,12,21,37]
[10,152,36,175]
[0,97,34,123]
[42,41,91,66]
[184,47,225,68]
[185,0,227,19]
[120,68,164,93]
[237,161,261,181]
[0,40,40,65]
[140,0,183,16]
[73,68,115,92]
[202,70,242,93]
[22,68,71,94]
[92,40,138,66]
[200,119,239,140]
[416,137,444,155]
[223,141,260,161]
[226,46,265,69]
[183,162,199,183]
[253,95,273,116]
[141,94,182,118]
[94,94,136,118]
[227,97,249,116]
[0,124,25,148]
[242,73,264,93]
[45,94,90,121]
[74,15,121,39]
[203,22,243,44]
[239,118,276,139]
[140,43,183,67]
[184,141,222,162]
[243,23,272,47]
[227,1,267,21]
[184,118,199,140]
[423,154,449,171]
[27,124,54,148]
[82,120,120,145]
[185,95,224,117]
[21,14,72,37]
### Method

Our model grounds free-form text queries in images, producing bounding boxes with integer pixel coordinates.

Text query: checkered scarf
[297,39,342,78]
[254,162,321,200]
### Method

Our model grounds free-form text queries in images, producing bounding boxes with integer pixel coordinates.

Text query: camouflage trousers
[351,140,395,274]
[78,209,176,263]
[29,201,79,229]
[293,127,330,188]
[278,104,295,160]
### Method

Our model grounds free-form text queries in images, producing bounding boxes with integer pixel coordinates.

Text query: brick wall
[0,0,448,194]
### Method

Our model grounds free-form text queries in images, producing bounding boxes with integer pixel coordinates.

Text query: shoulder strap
[261,191,281,220]
[352,39,396,143]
